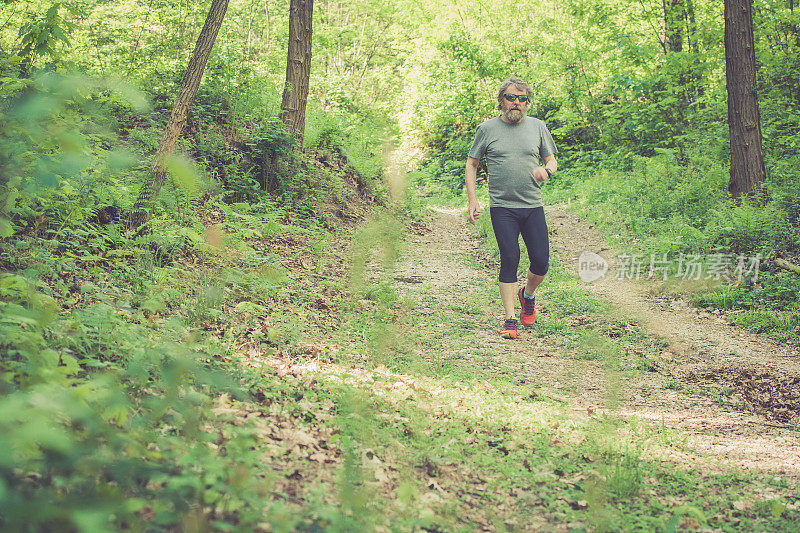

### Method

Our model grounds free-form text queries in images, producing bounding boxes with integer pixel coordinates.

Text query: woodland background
[2,0,800,530]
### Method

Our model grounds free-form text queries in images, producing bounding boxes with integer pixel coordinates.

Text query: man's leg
[499,282,518,320]
[490,207,522,323]
[525,271,545,295]
[518,207,549,325]
[520,207,550,288]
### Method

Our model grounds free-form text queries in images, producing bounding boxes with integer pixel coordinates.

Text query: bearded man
[465,77,558,339]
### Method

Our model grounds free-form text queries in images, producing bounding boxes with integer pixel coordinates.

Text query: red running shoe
[518,288,537,326]
[500,318,518,339]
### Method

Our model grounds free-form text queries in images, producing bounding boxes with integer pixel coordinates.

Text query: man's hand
[468,200,482,224]
[532,166,549,182]
[534,154,557,182]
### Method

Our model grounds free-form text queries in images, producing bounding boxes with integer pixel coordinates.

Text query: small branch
[394,276,423,284]
[756,421,791,429]
[775,258,800,275]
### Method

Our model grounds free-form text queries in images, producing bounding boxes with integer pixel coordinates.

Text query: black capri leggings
[490,206,549,283]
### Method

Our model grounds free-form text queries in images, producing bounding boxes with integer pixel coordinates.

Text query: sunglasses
[503,94,530,103]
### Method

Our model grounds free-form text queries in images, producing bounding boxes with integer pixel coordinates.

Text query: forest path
[390,204,800,482]
[548,206,800,414]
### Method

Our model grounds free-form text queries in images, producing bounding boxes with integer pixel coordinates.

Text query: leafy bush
[706,202,799,256]
[693,272,800,311]
[306,109,387,190]
[769,157,800,226]
[1,72,145,238]
[571,151,728,256]
[596,52,708,156]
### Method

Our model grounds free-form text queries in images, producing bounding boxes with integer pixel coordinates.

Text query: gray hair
[496,77,533,110]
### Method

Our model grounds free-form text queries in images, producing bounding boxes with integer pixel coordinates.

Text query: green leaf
[770,501,787,518]
[45,4,61,19]
[83,360,115,368]
[104,149,137,171]
[105,79,150,113]
[163,154,200,194]
[60,354,80,375]
[70,509,113,533]
[0,218,13,237]
[123,498,147,513]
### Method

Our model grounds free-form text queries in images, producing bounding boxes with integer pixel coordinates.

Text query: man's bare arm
[532,154,558,182]
[465,156,482,224]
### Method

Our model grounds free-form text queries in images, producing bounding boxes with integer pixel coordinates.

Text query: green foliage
[561,151,727,257]
[400,29,505,195]
[307,110,387,178]
[1,71,145,239]
[730,308,800,341]
[705,201,799,256]
[17,2,79,67]
[0,270,265,530]
[605,448,643,498]
[0,12,394,526]
[693,271,800,312]
[3,0,800,527]
[592,51,710,156]
[768,157,800,226]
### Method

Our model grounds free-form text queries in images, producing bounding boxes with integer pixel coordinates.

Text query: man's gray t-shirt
[468,116,558,208]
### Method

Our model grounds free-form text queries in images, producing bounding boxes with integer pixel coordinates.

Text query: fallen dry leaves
[683,367,800,423]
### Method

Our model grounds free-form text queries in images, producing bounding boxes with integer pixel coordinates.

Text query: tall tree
[663,0,685,52]
[685,0,698,54]
[279,0,314,146]
[129,0,230,228]
[724,0,766,198]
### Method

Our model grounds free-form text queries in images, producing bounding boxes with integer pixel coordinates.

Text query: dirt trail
[549,207,800,372]
[548,206,800,422]
[391,205,800,481]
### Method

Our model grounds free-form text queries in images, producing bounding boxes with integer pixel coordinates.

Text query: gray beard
[503,109,525,123]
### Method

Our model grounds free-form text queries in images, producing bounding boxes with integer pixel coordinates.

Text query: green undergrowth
[0,196,364,530]
[0,70,396,529]
[322,380,799,531]
[688,273,800,345]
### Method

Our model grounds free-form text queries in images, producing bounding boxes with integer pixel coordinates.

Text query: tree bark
[129,0,230,228]
[685,0,698,53]
[279,0,314,146]
[663,0,684,52]
[724,0,767,199]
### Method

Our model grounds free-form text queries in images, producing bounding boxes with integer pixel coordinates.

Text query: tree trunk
[685,0,698,54]
[279,0,314,146]
[129,0,230,229]
[725,0,767,199]
[663,0,684,52]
